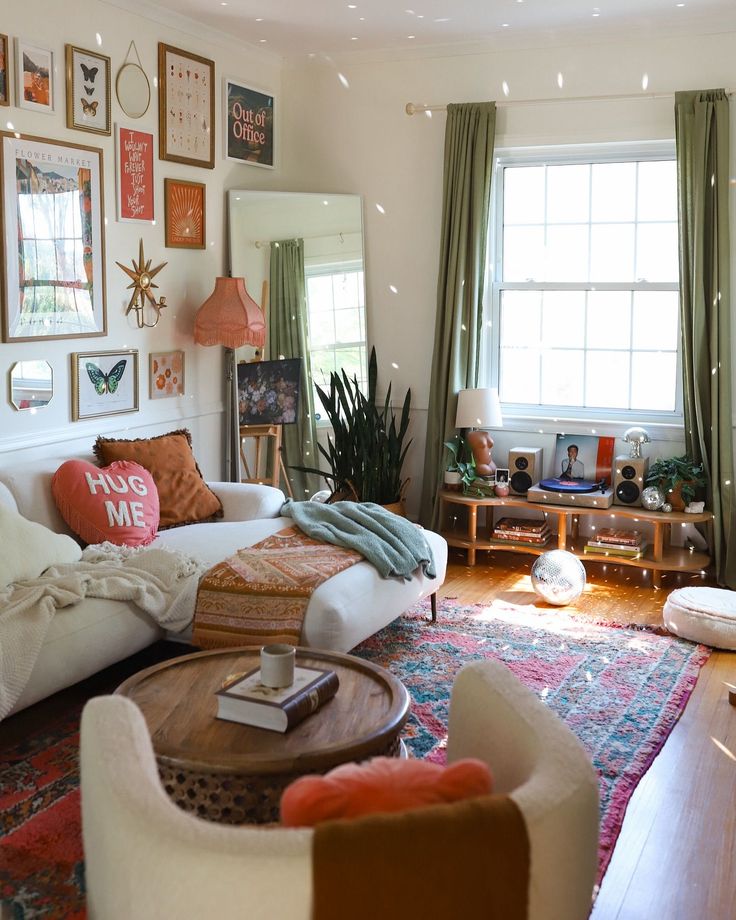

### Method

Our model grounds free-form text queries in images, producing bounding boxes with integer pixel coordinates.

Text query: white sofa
[80,659,599,920]
[0,457,447,717]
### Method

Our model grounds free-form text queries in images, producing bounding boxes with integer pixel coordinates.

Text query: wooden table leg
[468,505,477,566]
[557,512,567,549]
[430,593,437,622]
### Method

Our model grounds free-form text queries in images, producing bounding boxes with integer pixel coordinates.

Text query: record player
[526,477,615,509]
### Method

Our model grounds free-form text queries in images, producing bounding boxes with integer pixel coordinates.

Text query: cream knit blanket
[0,542,205,720]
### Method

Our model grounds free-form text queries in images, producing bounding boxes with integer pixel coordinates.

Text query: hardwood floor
[441,548,736,920]
[3,550,733,918]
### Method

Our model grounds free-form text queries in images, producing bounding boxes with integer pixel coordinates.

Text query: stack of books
[491,517,550,549]
[215,666,339,732]
[584,527,645,559]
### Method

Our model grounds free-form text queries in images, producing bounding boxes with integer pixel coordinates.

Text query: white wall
[0,0,283,477]
[283,30,736,516]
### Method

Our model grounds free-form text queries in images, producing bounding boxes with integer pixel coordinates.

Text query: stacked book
[215,666,339,732]
[584,527,645,559]
[491,517,550,549]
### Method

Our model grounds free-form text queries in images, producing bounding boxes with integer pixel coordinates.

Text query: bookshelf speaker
[508,447,544,495]
[612,456,649,506]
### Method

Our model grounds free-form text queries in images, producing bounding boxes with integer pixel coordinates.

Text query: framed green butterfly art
[71,349,138,421]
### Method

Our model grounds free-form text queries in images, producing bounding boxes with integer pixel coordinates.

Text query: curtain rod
[254,232,350,249]
[405,89,735,114]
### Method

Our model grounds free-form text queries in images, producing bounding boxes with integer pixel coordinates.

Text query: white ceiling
[142,0,736,58]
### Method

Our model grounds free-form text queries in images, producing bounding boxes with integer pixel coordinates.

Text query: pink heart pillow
[52,459,160,547]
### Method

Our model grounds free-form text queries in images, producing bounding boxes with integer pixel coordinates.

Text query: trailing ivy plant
[292,347,411,504]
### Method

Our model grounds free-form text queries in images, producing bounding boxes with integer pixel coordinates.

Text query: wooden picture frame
[72,349,139,421]
[223,76,274,168]
[65,44,111,135]
[1,131,107,343]
[15,38,54,113]
[149,350,185,399]
[158,43,215,169]
[0,34,10,107]
[164,178,206,249]
[116,124,154,222]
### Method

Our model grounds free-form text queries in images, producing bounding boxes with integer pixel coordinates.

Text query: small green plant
[645,454,706,506]
[444,436,477,490]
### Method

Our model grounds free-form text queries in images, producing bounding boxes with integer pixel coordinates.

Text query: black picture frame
[237,358,301,426]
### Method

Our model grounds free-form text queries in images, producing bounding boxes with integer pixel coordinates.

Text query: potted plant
[645,454,706,511]
[292,347,412,512]
[443,436,476,492]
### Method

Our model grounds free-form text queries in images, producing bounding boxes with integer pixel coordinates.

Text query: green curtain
[419,102,496,528]
[268,239,320,500]
[675,89,736,586]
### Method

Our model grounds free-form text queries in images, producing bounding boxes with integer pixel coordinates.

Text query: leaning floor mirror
[227,191,366,492]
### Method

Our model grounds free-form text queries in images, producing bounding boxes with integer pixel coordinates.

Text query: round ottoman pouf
[531,550,587,606]
[663,586,736,649]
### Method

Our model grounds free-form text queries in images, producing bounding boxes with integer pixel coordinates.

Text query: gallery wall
[0,0,284,478]
[282,30,736,517]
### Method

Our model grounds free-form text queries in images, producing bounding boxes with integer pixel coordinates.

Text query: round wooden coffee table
[115,646,410,825]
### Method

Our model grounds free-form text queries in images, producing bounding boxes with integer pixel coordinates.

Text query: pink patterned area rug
[353,599,711,883]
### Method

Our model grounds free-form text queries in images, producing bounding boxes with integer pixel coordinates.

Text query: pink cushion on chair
[280,757,493,827]
[51,459,160,547]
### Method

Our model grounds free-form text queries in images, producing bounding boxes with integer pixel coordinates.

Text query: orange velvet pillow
[280,757,493,827]
[93,429,222,530]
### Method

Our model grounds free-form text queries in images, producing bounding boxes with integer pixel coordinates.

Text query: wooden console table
[438,489,713,588]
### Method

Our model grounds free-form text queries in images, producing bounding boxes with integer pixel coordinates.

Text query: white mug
[260,644,296,688]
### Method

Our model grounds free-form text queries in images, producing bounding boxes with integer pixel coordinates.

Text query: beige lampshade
[455,388,503,429]
[193,277,266,348]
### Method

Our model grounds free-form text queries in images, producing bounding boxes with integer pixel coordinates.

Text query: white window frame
[483,141,684,435]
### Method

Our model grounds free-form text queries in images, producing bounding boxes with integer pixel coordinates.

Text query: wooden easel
[239,424,294,498]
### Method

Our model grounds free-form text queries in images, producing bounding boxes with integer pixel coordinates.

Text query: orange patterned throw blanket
[192,526,362,648]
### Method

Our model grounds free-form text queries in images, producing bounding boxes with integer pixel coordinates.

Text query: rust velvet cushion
[93,429,222,529]
[52,459,159,546]
[280,757,493,827]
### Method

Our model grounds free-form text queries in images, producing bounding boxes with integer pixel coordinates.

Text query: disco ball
[641,486,665,511]
[310,490,331,503]
[531,550,587,606]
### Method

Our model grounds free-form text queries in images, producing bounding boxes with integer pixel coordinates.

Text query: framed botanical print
[15,38,54,113]
[150,350,185,398]
[116,124,154,222]
[164,178,206,249]
[72,349,139,421]
[1,132,107,342]
[0,34,9,107]
[65,45,111,135]
[158,43,215,169]
[224,77,274,168]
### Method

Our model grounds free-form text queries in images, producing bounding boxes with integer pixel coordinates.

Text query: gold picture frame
[65,45,111,135]
[1,131,107,342]
[164,178,206,249]
[72,349,139,421]
[149,350,185,399]
[0,34,9,107]
[158,42,215,169]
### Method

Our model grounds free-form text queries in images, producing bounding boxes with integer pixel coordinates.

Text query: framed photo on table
[1,131,107,343]
[0,34,10,107]
[158,43,215,168]
[223,76,274,168]
[65,45,111,135]
[72,349,139,421]
[15,38,54,113]
[164,178,206,248]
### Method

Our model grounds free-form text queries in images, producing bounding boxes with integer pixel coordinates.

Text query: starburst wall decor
[115,238,168,328]
[164,177,206,249]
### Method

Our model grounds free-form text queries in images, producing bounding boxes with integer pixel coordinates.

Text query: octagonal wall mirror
[9,360,53,410]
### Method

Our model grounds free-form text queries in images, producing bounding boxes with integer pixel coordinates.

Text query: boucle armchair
[80,658,599,919]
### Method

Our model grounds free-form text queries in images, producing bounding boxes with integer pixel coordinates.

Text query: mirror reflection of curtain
[269,238,321,499]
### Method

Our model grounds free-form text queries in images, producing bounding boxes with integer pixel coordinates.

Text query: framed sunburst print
[164,178,206,249]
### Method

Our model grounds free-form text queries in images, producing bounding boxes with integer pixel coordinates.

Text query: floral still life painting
[237,358,301,426]
[149,350,184,399]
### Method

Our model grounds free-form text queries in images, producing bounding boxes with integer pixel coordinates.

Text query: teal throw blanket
[281,500,436,581]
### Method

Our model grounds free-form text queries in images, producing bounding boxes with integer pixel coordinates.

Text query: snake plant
[292,347,411,504]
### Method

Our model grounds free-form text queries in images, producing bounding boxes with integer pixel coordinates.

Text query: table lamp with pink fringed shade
[455,388,503,478]
[194,277,267,481]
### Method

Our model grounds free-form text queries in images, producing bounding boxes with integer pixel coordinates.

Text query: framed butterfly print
[65,45,111,135]
[158,43,215,169]
[72,349,139,421]
[1,131,107,342]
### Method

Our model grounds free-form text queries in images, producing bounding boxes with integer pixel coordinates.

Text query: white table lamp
[455,388,503,477]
